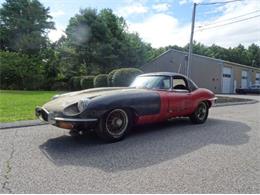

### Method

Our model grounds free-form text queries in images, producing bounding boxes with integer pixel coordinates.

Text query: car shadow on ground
[39,118,250,172]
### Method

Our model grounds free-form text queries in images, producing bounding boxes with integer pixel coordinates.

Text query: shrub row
[94,74,108,87]
[81,76,95,89]
[111,68,143,87]
[0,51,142,91]
[64,68,143,91]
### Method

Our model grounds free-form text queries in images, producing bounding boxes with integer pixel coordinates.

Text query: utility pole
[187,3,197,78]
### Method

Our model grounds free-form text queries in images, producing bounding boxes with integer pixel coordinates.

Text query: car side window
[187,79,198,91]
[162,78,171,89]
[153,77,171,90]
[172,76,189,91]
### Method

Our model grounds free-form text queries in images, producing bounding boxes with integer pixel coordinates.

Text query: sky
[1,0,260,48]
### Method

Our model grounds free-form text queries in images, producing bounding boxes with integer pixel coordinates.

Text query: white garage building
[141,49,260,94]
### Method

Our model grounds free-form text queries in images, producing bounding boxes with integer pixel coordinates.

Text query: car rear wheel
[95,108,133,142]
[190,101,209,124]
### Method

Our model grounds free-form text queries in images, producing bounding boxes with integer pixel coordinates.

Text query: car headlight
[78,98,90,112]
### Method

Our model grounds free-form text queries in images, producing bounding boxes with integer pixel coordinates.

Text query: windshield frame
[130,75,172,91]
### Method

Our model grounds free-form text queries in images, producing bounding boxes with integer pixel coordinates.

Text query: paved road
[0,95,259,193]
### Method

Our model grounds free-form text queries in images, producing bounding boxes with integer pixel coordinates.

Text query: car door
[168,76,192,117]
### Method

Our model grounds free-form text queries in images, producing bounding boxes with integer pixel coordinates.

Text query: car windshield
[130,76,171,90]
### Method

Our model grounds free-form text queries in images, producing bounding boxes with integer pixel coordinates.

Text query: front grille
[36,107,49,122]
[41,109,48,121]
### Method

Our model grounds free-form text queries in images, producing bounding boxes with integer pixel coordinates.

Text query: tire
[95,108,133,142]
[190,101,209,124]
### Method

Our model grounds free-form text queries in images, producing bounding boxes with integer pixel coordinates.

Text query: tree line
[0,0,259,90]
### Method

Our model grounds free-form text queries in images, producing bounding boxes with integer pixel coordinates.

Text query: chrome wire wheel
[196,102,207,121]
[105,109,129,138]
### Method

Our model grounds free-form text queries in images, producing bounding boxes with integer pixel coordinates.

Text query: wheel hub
[105,109,128,137]
[116,118,123,126]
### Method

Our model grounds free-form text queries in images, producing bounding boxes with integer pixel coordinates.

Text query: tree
[247,44,260,67]
[0,0,54,55]
[0,51,44,89]
[63,8,152,74]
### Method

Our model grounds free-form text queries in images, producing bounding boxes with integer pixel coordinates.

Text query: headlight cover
[78,98,90,112]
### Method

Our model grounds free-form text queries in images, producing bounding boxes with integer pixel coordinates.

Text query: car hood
[43,87,152,112]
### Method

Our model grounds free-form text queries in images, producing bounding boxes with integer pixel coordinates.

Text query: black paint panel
[80,90,161,118]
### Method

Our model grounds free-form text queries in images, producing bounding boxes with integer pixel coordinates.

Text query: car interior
[172,77,189,91]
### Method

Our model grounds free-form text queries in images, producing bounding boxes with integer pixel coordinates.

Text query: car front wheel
[190,101,209,124]
[95,108,133,142]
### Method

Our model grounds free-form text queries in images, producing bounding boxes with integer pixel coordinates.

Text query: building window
[223,74,231,78]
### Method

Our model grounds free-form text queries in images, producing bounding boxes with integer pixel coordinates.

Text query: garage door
[222,67,232,93]
[256,73,260,84]
[241,71,248,88]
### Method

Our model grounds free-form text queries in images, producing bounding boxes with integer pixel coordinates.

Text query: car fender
[190,88,215,111]
[80,91,161,119]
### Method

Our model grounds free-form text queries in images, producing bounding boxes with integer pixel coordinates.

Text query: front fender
[80,91,161,118]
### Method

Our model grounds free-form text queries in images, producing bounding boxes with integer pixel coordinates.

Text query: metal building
[141,49,260,94]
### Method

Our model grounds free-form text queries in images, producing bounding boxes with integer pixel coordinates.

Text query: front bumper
[209,97,218,107]
[35,106,98,129]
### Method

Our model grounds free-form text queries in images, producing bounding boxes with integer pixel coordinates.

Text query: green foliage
[81,76,95,89]
[63,8,152,74]
[0,0,54,55]
[0,51,44,90]
[112,68,143,87]
[247,44,260,67]
[180,42,260,67]
[94,74,108,87]
[69,76,82,91]
[107,69,118,87]
[51,82,68,91]
[0,2,259,92]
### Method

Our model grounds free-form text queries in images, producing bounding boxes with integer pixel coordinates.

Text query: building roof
[148,48,260,71]
[140,72,186,77]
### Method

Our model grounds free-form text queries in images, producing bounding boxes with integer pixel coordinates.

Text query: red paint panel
[136,88,215,125]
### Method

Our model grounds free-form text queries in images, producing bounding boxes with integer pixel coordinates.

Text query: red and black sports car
[36,72,216,142]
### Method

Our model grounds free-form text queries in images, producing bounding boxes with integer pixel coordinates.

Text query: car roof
[139,72,188,78]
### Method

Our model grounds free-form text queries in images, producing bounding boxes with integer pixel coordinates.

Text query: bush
[51,82,68,91]
[81,76,95,89]
[94,74,108,88]
[69,77,74,90]
[69,76,82,91]
[0,51,44,90]
[107,69,118,87]
[112,68,143,87]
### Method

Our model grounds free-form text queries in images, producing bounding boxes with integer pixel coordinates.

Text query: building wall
[141,49,260,94]
[142,50,222,93]
[189,55,222,93]
[224,61,260,90]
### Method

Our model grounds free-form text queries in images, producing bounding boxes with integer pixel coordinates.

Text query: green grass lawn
[0,90,59,123]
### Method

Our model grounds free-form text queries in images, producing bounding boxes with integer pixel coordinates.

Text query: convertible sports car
[36,72,216,142]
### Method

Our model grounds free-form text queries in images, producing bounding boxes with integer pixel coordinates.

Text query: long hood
[43,87,154,112]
